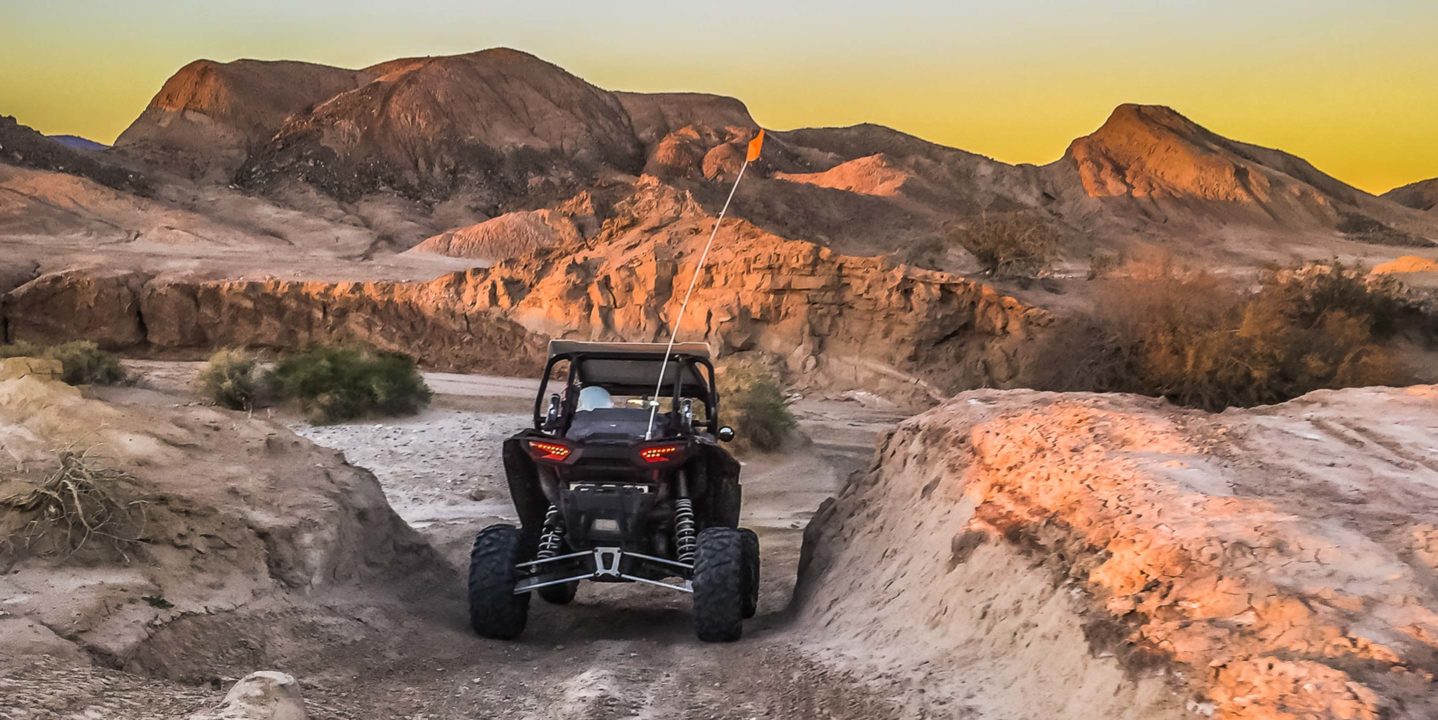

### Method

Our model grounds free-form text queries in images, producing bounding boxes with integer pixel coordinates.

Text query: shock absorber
[537,504,566,559]
[674,497,697,564]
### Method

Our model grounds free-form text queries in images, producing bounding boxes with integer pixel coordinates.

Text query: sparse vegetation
[721,364,796,452]
[0,451,148,562]
[268,345,432,424]
[1087,250,1126,280]
[1036,261,1428,410]
[953,212,1061,278]
[0,340,125,385]
[198,349,269,411]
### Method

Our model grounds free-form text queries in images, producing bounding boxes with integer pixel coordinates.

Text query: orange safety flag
[746,129,765,162]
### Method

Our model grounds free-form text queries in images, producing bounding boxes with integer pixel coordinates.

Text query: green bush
[722,365,796,452]
[268,345,432,424]
[1036,263,1419,410]
[0,340,125,385]
[198,349,269,411]
[0,340,44,359]
[953,212,1061,278]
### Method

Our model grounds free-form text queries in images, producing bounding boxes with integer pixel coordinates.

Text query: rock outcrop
[407,209,583,261]
[800,385,1438,719]
[189,672,307,720]
[2,180,1048,400]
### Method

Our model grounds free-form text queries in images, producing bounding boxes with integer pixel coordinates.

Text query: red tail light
[636,442,685,465]
[527,440,573,463]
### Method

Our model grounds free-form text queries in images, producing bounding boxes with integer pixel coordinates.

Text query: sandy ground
[21,361,918,719]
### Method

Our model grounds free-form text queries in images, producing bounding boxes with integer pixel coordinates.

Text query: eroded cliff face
[798,386,1438,719]
[2,180,1048,400]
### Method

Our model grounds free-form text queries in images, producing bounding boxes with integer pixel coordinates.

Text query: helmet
[576,385,614,412]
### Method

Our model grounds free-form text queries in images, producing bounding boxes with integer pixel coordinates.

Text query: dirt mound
[774,154,913,197]
[236,49,642,202]
[0,374,436,672]
[1045,104,1436,247]
[0,115,149,194]
[408,209,582,261]
[1373,255,1438,274]
[1384,178,1438,214]
[114,59,371,180]
[799,385,1438,719]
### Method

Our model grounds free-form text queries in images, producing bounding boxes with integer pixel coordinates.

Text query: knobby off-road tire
[739,528,760,619]
[692,527,745,642]
[468,524,530,640]
[538,581,578,605]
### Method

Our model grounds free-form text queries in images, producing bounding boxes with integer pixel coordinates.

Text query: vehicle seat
[566,408,669,442]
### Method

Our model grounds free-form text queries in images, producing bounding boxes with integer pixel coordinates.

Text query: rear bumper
[513,548,693,594]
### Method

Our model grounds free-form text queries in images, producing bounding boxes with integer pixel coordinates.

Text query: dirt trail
[279,372,913,718]
[11,362,911,719]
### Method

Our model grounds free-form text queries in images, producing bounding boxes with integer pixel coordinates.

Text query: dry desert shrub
[952,212,1061,278]
[1,451,148,562]
[719,363,796,453]
[198,349,270,411]
[0,340,125,385]
[1035,261,1424,409]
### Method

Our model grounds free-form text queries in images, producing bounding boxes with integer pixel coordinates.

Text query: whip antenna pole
[646,130,764,440]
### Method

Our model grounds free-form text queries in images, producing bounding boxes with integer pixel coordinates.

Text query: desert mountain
[237,49,643,206]
[1042,104,1435,247]
[102,51,1438,265]
[1384,178,1438,214]
[114,59,371,180]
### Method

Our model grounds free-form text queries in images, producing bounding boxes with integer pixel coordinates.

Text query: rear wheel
[468,524,530,639]
[692,527,744,642]
[739,528,760,619]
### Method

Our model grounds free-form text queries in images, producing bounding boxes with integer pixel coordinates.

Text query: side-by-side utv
[467,340,759,642]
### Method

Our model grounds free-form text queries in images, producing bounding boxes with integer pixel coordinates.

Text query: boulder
[190,672,307,720]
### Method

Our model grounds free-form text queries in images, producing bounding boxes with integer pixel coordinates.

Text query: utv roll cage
[533,340,726,438]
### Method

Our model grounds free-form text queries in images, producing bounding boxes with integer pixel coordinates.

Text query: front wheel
[468,524,530,639]
[692,527,745,642]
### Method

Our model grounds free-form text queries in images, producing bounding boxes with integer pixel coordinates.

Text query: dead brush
[0,450,148,562]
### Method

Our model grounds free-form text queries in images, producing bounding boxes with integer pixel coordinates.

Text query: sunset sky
[3,0,1435,193]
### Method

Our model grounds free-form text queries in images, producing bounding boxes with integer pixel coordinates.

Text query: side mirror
[717,426,735,443]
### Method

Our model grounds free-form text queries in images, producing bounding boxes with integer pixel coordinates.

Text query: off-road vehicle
[468,340,759,642]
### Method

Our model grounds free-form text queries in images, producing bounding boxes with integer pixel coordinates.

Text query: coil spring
[537,505,565,559]
[674,497,697,564]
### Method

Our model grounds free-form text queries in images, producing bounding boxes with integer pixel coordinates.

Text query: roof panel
[547,340,712,360]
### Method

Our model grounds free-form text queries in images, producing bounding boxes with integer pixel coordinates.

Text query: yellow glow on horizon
[2,1,1435,194]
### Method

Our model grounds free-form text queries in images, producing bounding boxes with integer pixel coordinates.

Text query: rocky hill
[114,58,371,180]
[0,115,148,194]
[1041,104,1434,248]
[1385,178,1438,214]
